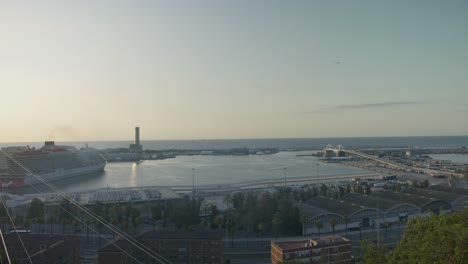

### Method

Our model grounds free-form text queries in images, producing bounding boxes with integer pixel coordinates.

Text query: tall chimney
[135,127,140,145]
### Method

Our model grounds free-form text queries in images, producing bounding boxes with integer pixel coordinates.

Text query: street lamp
[283,168,287,187]
[192,168,195,198]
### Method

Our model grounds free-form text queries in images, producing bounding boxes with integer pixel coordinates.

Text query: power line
[0,195,32,263]
[1,150,171,264]
[0,227,11,264]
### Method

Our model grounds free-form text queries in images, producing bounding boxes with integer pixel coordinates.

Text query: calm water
[19,151,373,194]
[3,136,468,194]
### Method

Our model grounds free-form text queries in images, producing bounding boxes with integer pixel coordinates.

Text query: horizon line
[1,134,468,144]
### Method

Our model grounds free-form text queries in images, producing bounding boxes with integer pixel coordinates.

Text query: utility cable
[13,170,146,264]
[0,150,165,263]
[2,150,171,263]
[0,227,10,264]
[1,150,170,264]
[0,195,32,263]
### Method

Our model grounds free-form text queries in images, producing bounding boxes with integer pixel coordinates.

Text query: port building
[300,187,467,235]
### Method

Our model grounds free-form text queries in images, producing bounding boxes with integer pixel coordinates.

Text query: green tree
[360,239,390,264]
[257,222,265,243]
[60,218,69,235]
[382,221,390,239]
[371,220,376,238]
[316,222,323,237]
[299,214,307,236]
[344,216,349,236]
[85,217,91,242]
[319,184,328,196]
[24,218,32,230]
[27,197,45,221]
[214,215,224,230]
[388,211,468,264]
[130,208,141,234]
[358,222,363,240]
[329,219,337,235]
[46,214,55,234]
[361,210,468,264]
[272,212,282,238]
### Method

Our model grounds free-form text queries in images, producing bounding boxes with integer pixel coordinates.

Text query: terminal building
[271,235,352,264]
[299,187,467,235]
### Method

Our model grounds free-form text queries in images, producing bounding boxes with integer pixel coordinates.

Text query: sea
[2,136,467,194]
[2,135,468,150]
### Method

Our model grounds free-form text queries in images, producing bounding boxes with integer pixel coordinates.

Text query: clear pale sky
[1,0,467,142]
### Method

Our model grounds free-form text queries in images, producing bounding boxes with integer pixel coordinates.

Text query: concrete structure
[271,235,352,264]
[129,127,143,153]
[3,234,80,264]
[98,231,223,264]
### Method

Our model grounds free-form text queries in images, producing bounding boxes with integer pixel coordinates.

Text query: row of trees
[8,183,371,238]
[222,190,302,239]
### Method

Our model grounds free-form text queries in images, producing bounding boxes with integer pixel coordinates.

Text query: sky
[1,0,468,142]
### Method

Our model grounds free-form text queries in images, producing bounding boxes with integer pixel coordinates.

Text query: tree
[361,210,468,264]
[215,215,224,230]
[27,197,45,221]
[364,183,372,194]
[344,216,349,236]
[130,208,141,234]
[299,215,307,236]
[388,211,468,264]
[24,218,32,231]
[85,217,91,242]
[60,218,69,235]
[316,222,323,237]
[46,214,55,234]
[382,221,390,239]
[319,184,328,196]
[257,222,265,244]
[329,219,337,235]
[371,220,376,239]
[360,239,390,264]
[272,212,282,238]
[358,222,363,240]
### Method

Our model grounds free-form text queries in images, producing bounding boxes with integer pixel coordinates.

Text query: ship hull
[0,163,105,188]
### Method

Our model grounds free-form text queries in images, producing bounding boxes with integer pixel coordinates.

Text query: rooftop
[427,185,468,196]
[273,236,350,251]
[371,190,439,208]
[341,193,399,212]
[307,196,370,217]
[401,187,464,203]
[296,202,336,219]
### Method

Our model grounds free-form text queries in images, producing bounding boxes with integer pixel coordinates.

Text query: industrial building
[300,187,467,235]
[129,127,143,153]
[271,235,352,264]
